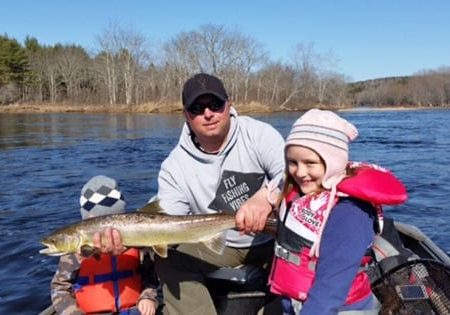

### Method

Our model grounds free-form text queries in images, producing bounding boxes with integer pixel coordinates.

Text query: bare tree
[95,24,120,105]
[54,45,91,103]
[162,31,200,101]
[277,42,344,108]
[227,33,267,104]
[314,50,339,104]
[115,27,149,106]
[255,62,296,108]
[95,22,151,106]
[324,73,350,106]
[289,43,319,103]
[42,47,59,103]
[197,24,233,75]
[161,24,265,104]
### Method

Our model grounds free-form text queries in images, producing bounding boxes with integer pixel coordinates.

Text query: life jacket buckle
[275,243,300,265]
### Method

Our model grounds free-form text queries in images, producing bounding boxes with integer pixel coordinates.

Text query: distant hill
[347,73,450,107]
[348,76,410,93]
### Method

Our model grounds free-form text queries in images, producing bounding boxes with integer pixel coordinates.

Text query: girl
[268,109,407,314]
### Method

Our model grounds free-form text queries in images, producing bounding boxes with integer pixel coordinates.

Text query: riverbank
[0,102,446,114]
[0,101,275,114]
[0,102,179,114]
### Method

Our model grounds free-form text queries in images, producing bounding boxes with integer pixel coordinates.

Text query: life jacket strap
[274,243,300,265]
[77,269,135,286]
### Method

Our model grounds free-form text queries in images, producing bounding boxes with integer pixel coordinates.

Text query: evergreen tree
[0,34,29,86]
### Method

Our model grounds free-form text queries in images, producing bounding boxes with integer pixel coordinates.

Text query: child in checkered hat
[51,175,159,315]
[79,175,126,219]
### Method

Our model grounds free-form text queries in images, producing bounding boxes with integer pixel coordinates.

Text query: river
[0,109,449,314]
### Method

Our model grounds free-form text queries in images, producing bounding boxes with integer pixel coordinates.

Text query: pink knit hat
[286,109,358,189]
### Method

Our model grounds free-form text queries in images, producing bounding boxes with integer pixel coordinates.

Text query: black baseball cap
[182,73,228,109]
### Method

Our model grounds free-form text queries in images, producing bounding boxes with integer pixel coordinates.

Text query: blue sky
[1,0,449,82]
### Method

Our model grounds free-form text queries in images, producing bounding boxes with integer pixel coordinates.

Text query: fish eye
[48,237,59,245]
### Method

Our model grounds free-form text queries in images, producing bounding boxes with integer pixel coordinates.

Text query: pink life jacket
[269,162,407,303]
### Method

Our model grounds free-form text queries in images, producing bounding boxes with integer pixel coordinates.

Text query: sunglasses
[187,99,226,115]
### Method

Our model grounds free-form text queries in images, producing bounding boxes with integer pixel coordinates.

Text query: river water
[0,109,449,314]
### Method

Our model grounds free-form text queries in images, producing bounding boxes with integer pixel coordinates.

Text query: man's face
[184,94,231,146]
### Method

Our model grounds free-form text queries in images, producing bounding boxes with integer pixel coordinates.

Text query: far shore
[0,102,446,114]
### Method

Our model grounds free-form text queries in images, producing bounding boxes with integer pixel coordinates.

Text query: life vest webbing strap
[112,256,121,311]
[76,277,89,286]
[94,270,135,283]
[275,243,370,272]
[76,269,135,285]
[274,243,301,265]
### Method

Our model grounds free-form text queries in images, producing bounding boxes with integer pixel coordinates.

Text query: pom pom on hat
[79,175,126,219]
[286,109,358,189]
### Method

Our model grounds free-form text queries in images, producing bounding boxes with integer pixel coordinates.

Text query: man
[97,73,284,314]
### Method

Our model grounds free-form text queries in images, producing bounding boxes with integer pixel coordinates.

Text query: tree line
[1,23,449,110]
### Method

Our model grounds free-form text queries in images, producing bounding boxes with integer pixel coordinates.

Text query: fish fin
[203,232,227,255]
[152,245,168,258]
[138,200,165,214]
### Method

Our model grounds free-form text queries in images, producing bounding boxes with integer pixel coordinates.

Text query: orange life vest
[75,248,142,313]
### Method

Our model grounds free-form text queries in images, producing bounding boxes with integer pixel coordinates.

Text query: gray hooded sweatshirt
[157,108,285,248]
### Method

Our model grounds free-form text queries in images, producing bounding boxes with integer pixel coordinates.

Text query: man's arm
[235,186,274,233]
[236,119,285,234]
[157,161,191,215]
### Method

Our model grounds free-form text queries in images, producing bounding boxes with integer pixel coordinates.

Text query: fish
[39,201,278,258]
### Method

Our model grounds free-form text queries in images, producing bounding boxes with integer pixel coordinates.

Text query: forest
[1,23,450,112]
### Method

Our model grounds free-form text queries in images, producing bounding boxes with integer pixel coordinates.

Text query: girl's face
[286,145,326,195]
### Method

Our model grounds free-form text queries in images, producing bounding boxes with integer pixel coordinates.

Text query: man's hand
[235,187,273,234]
[92,227,126,255]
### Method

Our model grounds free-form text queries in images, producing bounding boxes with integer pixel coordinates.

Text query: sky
[1,0,449,82]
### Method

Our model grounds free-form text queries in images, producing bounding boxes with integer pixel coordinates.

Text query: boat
[370,221,450,315]
[39,220,450,315]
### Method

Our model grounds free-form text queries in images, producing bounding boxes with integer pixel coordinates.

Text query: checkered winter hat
[286,109,358,189]
[79,175,126,219]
